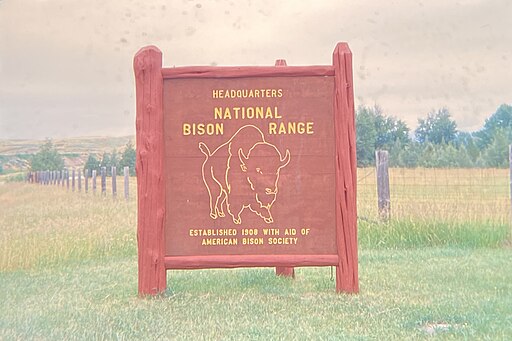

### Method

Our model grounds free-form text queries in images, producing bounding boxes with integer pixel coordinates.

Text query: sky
[0,0,511,139]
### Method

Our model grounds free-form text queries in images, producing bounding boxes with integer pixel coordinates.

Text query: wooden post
[92,169,97,194]
[72,169,76,192]
[112,166,117,198]
[101,167,107,195]
[134,46,166,295]
[376,150,390,221]
[66,169,70,190]
[509,145,512,235]
[85,169,89,193]
[124,166,130,200]
[333,43,358,293]
[274,58,295,279]
[78,169,82,192]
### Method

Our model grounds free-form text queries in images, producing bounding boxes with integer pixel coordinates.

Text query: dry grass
[358,167,510,224]
[0,182,136,271]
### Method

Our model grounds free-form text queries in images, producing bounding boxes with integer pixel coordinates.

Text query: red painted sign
[134,44,357,296]
[164,76,337,257]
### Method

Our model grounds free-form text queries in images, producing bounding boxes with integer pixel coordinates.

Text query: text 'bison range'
[198,125,291,225]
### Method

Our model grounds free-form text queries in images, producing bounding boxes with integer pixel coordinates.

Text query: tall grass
[0,183,136,271]
[358,167,510,224]
[1,169,511,339]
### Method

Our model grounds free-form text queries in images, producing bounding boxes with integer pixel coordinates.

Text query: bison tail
[198,142,211,157]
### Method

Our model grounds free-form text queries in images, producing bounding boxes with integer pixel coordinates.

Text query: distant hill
[0,136,135,155]
[0,136,135,172]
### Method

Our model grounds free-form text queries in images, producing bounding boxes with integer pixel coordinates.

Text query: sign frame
[134,43,358,295]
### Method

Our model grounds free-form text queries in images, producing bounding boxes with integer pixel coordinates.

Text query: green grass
[359,219,509,249]
[1,249,510,340]
[1,181,511,340]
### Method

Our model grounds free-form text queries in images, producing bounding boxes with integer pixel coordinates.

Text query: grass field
[1,168,511,340]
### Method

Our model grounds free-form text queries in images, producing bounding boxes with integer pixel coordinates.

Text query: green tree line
[83,141,136,176]
[30,140,136,175]
[356,103,512,168]
[29,103,512,172]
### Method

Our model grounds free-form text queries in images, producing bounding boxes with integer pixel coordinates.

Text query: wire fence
[26,167,133,200]
[357,167,510,224]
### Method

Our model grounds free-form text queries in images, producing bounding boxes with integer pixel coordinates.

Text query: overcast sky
[0,0,511,139]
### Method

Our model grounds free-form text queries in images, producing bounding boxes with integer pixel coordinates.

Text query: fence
[25,160,512,225]
[359,150,510,224]
[26,166,131,200]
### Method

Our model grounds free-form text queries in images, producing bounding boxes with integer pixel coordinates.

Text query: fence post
[509,145,512,233]
[78,169,82,192]
[66,169,70,190]
[92,170,97,194]
[85,169,89,193]
[376,150,390,221]
[101,167,107,195]
[124,166,129,200]
[72,169,76,192]
[112,166,117,198]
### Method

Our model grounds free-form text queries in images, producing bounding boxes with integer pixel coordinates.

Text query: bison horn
[280,149,291,168]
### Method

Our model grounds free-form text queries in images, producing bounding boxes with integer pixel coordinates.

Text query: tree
[84,154,100,173]
[356,105,411,167]
[356,106,378,167]
[120,140,136,175]
[415,108,457,144]
[474,104,512,149]
[480,129,510,167]
[30,139,64,171]
[111,149,119,170]
[100,152,111,175]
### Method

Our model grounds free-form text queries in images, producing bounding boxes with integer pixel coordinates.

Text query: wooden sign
[134,43,358,295]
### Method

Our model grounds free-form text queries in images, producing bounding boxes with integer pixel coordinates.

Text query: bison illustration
[198,125,290,224]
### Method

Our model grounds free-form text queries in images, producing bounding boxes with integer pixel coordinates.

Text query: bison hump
[228,125,265,156]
